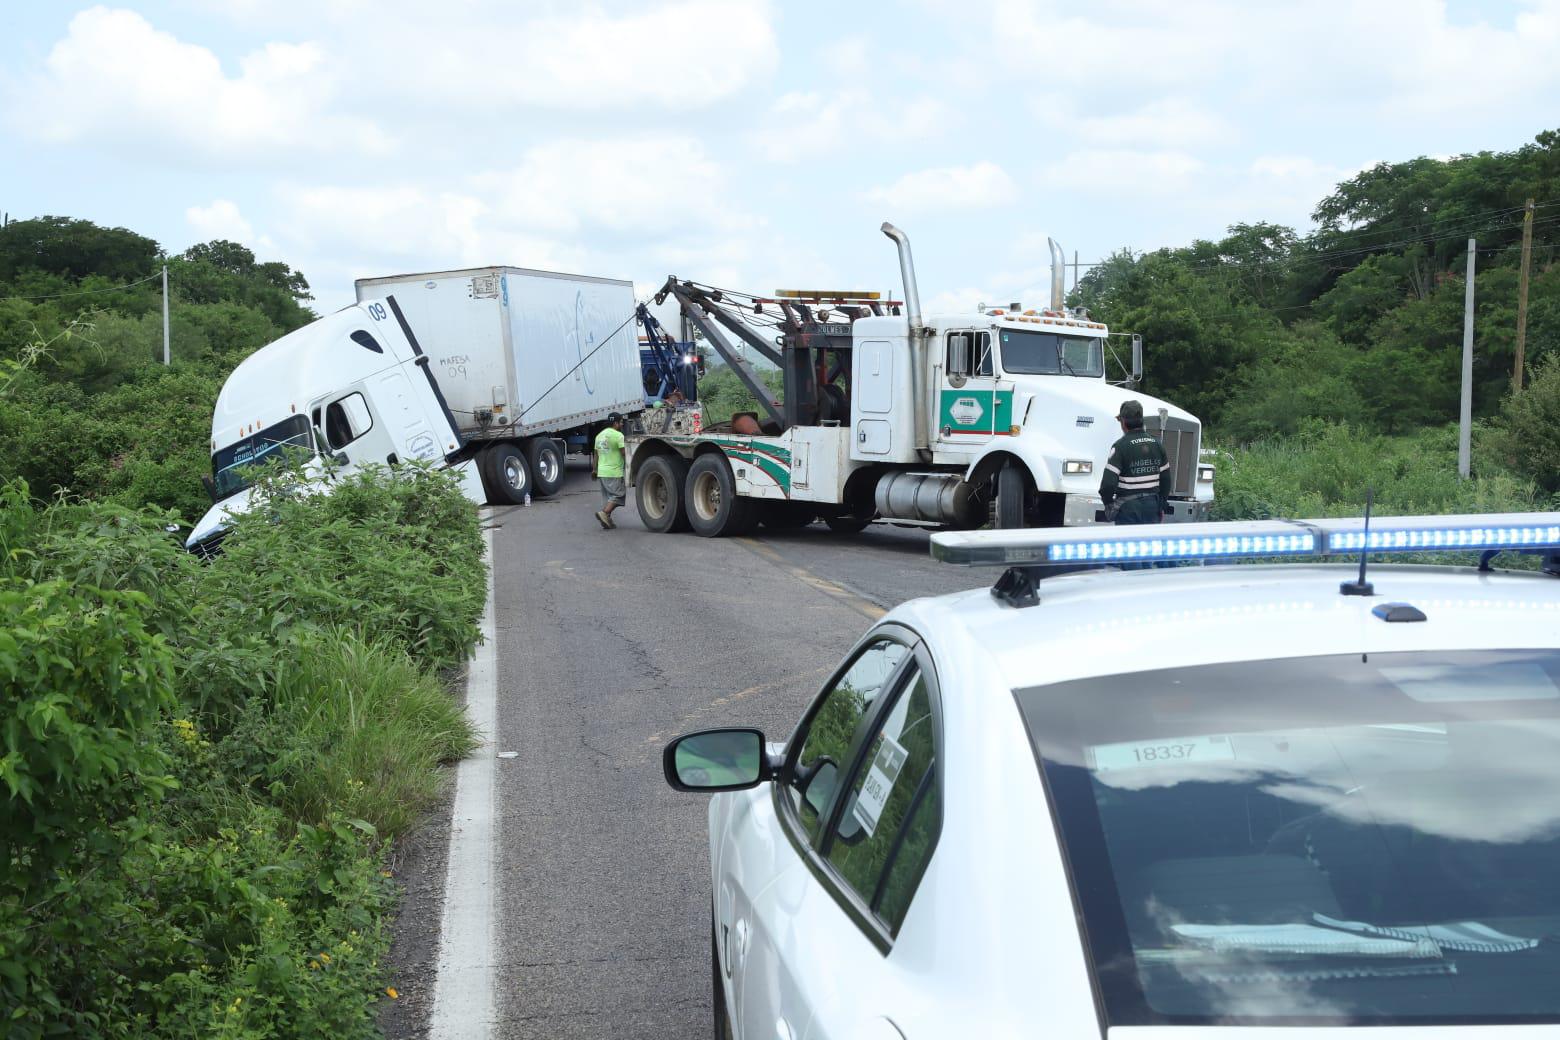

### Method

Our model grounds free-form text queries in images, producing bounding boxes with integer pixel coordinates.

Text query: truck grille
[1145,415,1199,498]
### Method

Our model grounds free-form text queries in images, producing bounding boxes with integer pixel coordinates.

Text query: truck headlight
[1198,464,1215,483]
[1063,459,1093,475]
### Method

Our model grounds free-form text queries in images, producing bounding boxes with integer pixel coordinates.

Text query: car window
[788,638,911,845]
[825,669,939,934]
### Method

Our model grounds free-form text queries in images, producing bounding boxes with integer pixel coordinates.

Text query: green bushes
[1481,356,1560,495]
[1210,420,1547,521]
[1,463,485,1039]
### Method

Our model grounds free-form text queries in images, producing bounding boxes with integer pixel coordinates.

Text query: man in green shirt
[593,412,627,530]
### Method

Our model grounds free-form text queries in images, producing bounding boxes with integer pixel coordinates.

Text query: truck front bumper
[1065,493,1213,525]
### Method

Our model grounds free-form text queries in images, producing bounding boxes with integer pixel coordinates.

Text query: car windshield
[997,329,1103,377]
[1016,650,1560,1027]
[211,415,313,500]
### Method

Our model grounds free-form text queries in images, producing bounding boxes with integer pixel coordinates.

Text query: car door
[727,630,943,1039]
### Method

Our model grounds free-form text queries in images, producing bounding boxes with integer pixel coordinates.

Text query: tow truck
[627,223,1213,537]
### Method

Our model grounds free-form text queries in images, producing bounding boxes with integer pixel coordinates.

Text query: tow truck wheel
[824,512,872,534]
[637,454,690,533]
[759,502,816,529]
[686,453,756,537]
[484,443,532,505]
[526,438,565,497]
[996,462,1027,529]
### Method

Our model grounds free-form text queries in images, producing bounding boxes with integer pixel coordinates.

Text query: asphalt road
[422,464,989,1037]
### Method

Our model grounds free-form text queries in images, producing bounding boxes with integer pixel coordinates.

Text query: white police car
[664,513,1560,1038]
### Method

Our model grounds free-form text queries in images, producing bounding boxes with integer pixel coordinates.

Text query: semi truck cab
[187,298,482,553]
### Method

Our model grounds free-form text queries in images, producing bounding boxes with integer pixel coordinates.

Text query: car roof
[892,563,1560,692]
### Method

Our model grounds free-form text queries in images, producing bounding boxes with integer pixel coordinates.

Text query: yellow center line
[734,537,887,622]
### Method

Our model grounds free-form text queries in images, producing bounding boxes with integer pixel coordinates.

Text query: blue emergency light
[931,513,1560,568]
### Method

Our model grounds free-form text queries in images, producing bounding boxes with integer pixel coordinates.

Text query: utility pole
[161,264,170,366]
[1458,238,1476,479]
[1072,250,1079,294]
[1514,198,1535,391]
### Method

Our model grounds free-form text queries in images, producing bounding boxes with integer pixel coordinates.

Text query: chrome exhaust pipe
[1048,237,1065,311]
[881,222,922,328]
[881,222,929,455]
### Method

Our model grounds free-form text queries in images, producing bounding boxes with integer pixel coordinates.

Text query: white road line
[429,521,499,1040]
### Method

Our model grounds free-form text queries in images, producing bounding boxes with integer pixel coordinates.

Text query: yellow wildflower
[385,987,399,1000]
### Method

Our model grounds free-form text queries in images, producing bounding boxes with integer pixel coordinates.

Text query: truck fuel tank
[875,472,984,528]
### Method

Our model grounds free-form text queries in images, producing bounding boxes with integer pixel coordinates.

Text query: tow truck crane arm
[656,277,785,429]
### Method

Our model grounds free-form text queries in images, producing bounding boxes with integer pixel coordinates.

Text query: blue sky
[3,1,1557,313]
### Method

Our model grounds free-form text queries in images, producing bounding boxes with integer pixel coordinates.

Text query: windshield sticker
[851,733,908,838]
[1089,734,1236,772]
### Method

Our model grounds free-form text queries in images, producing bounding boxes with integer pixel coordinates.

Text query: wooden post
[1459,238,1476,480]
[1514,198,1534,391]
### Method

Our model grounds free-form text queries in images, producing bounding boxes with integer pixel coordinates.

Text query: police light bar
[930,513,1560,567]
[1320,513,1560,553]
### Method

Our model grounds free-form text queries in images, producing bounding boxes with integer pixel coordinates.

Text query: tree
[0,216,160,284]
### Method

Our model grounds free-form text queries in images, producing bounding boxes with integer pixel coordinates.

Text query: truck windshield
[1016,650,1560,1027]
[210,415,313,501]
[998,329,1103,377]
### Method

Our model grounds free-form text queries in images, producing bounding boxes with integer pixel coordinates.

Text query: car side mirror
[797,757,839,819]
[663,728,769,792]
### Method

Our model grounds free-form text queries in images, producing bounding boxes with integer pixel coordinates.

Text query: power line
[0,270,162,302]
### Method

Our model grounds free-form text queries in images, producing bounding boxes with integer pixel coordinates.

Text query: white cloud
[472,136,745,237]
[866,162,1017,211]
[186,199,255,244]
[1038,150,1202,192]
[11,6,390,162]
[753,87,955,162]
[1072,98,1228,149]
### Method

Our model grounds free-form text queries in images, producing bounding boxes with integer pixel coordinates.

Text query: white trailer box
[353,266,643,441]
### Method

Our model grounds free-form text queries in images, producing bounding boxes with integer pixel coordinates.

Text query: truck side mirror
[1131,334,1144,386]
[948,333,970,377]
[200,474,217,503]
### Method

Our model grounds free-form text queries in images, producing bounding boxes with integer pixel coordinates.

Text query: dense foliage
[1071,130,1559,505]
[2,219,485,1037]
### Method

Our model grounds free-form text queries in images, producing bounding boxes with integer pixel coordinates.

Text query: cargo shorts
[599,476,626,506]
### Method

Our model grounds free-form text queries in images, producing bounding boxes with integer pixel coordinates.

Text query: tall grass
[228,628,479,837]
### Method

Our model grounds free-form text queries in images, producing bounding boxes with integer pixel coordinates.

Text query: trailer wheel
[485,443,532,505]
[996,462,1027,529]
[636,454,690,533]
[685,453,757,537]
[526,438,565,497]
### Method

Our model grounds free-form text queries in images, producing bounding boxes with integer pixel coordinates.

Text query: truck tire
[824,512,872,534]
[474,444,503,504]
[485,442,532,505]
[760,502,816,529]
[526,438,565,497]
[996,462,1026,529]
[685,453,757,538]
[636,454,690,533]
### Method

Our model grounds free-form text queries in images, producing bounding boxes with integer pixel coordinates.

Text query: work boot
[595,510,611,530]
[604,510,617,529]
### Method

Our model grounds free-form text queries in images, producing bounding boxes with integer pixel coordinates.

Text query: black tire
[824,512,873,534]
[526,438,565,497]
[484,442,532,505]
[996,462,1027,529]
[685,453,757,537]
[474,445,503,504]
[711,915,733,1040]
[759,501,816,529]
[636,453,690,533]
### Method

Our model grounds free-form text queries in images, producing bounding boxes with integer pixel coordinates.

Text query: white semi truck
[187,266,645,552]
[627,224,1213,536]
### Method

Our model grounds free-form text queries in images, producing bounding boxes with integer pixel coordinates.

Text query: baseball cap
[1116,400,1144,422]
[607,411,624,423]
